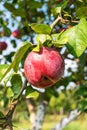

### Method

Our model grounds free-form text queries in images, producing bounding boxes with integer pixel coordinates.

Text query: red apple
[57,0,62,3]
[11,29,22,38]
[24,46,65,88]
[0,42,7,51]
[66,25,72,29]
[58,28,65,33]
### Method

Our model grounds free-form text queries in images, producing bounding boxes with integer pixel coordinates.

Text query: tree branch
[50,16,62,30]
[32,93,49,130]
[51,109,81,130]
[3,79,28,130]
[50,16,79,30]
[62,19,79,24]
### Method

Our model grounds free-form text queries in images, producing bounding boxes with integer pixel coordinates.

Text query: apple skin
[58,28,63,33]
[0,42,7,51]
[24,46,65,88]
[57,0,62,3]
[11,29,21,38]
[66,25,72,29]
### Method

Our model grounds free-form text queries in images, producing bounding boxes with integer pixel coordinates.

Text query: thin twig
[62,19,79,24]
[50,16,79,30]
[50,16,62,29]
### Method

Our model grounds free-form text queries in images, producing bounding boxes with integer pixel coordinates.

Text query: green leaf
[62,18,87,57]
[0,42,32,81]
[25,86,39,99]
[51,33,68,47]
[76,6,87,18]
[0,111,5,118]
[61,0,70,9]
[51,7,61,16]
[11,74,22,99]
[0,111,6,125]
[4,72,14,87]
[26,91,39,99]
[4,3,25,17]
[0,64,9,81]
[32,42,42,52]
[36,34,52,44]
[7,87,14,98]
[28,1,42,9]
[11,41,32,72]
[3,26,11,37]
[29,23,51,34]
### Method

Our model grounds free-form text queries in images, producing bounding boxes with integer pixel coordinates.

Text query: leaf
[0,111,5,125]
[51,7,61,16]
[28,1,42,9]
[11,74,22,99]
[76,6,87,18]
[0,42,32,81]
[32,42,42,52]
[7,87,14,98]
[4,3,25,17]
[25,86,39,99]
[61,0,70,9]
[29,23,51,34]
[0,111,5,118]
[51,33,68,47]
[11,41,32,72]
[26,91,39,99]
[0,64,9,81]
[62,18,87,57]
[3,26,11,37]
[36,34,51,44]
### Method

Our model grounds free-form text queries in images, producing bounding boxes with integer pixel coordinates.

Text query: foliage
[0,0,87,129]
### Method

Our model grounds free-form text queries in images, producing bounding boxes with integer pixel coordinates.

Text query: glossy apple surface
[0,42,7,51]
[24,46,65,88]
[12,29,21,38]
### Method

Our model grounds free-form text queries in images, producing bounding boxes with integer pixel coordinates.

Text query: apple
[57,0,62,3]
[24,46,65,88]
[11,29,22,38]
[66,25,72,29]
[58,27,65,33]
[0,42,7,51]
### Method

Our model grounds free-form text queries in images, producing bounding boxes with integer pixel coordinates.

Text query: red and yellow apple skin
[24,46,65,88]
[0,42,7,51]
[11,29,21,38]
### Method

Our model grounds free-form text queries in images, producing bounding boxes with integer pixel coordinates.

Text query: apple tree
[0,0,87,130]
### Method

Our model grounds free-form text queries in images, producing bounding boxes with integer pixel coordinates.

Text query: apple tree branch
[2,79,28,130]
[51,109,81,130]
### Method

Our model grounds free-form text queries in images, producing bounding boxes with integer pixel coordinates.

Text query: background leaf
[0,64,9,81]
[76,6,87,18]
[4,3,26,17]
